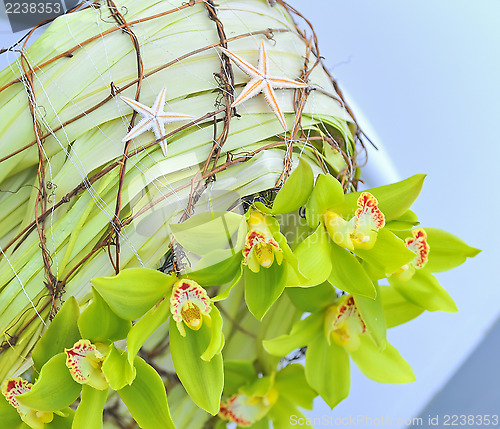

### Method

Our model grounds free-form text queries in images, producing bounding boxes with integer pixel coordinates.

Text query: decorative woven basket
[0,0,359,378]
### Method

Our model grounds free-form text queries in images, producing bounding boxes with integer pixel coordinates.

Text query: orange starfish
[220,40,308,129]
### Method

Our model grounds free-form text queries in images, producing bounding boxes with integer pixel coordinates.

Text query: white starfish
[120,88,194,156]
[220,40,308,129]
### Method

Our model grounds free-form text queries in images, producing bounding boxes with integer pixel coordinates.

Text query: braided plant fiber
[0,1,479,428]
[0,0,356,378]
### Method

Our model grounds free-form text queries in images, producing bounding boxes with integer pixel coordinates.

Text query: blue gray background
[286,0,500,427]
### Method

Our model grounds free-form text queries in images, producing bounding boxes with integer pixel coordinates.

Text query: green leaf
[349,335,415,383]
[305,335,350,409]
[245,417,270,429]
[223,360,257,396]
[186,251,242,286]
[244,263,287,320]
[275,364,317,410]
[334,174,426,221]
[47,409,74,429]
[271,158,314,214]
[118,357,175,429]
[78,289,131,343]
[31,296,80,372]
[263,312,322,357]
[385,209,419,230]
[239,375,274,397]
[286,225,332,287]
[354,228,416,274]
[353,284,387,349]
[306,174,344,228]
[286,281,336,312]
[201,304,224,362]
[17,353,80,412]
[263,215,305,282]
[388,270,458,313]
[379,286,424,328]
[0,389,22,427]
[92,269,176,320]
[72,385,108,429]
[422,227,480,272]
[273,230,306,283]
[329,245,376,298]
[211,264,243,301]
[127,297,170,366]
[101,345,135,391]
[270,397,311,428]
[170,211,246,255]
[169,318,223,415]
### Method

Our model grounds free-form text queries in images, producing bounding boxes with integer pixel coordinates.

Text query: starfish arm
[157,112,195,122]
[151,87,167,113]
[262,83,287,129]
[268,76,308,89]
[219,46,261,77]
[120,95,154,117]
[122,117,153,142]
[232,78,265,107]
[152,118,168,156]
[258,40,269,76]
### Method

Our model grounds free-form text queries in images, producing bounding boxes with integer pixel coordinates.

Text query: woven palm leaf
[0,0,361,394]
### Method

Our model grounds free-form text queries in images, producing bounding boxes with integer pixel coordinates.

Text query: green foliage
[78,289,131,344]
[1,171,480,428]
[117,357,175,429]
[169,319,224,415]
[91,269,177,320]
[16,354,80,412]
[31,297,80,372]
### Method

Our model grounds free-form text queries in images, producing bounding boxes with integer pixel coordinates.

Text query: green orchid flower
[324,192,386,251]
[242,210,284,273]
[264,287,415,409]
[286,174,427,291]
[1,377,73,429]
[168,278,225,415]
[384,227,480,313]
[170,279,213,336]
[219,384,279,427]
[64,340,110,391]
[239,209,306,321]
[170,205,304,321]
[218,362,316,428]
[1,271,179,429]
[93,269,225,416]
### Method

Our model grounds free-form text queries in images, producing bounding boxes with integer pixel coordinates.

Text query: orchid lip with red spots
[170,279,211,336]
[406,228,430,269]
[242,211,283,272]
[391,228,430,280]
[64,339,109,390]
[325,295,366,352]
[219,388,278,427]
[1,377,53,429]
[324,192,385,250]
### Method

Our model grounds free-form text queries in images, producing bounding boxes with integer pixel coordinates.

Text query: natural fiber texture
[0,0,365,382]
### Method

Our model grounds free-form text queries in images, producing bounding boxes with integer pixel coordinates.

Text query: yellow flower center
[253,241,275,267]
[181,302,203,330]
[324,192,385,250]
[325,296,366,352]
